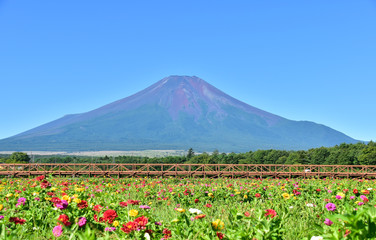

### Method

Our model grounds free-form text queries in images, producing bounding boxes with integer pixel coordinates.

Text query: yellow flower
[45,197,52,201]
[244,195,248,199]
[73,194,79,198]
[282,193,290,200]
[337,192,345,198]
[113,221,119,227]
[74,198,82,204]
[128,209,139,217]
[0,204,3,211]
[212,219,225,230]
[148,202,152,205]
[235,192,241,195]
[171,218,180,223]
[51,187,57,191]
[62,195,71,203]
[5,193,13,198]
[75,188,84,192]
[208,193,214,198]
[32,192,39,196]
[176,208,186,213]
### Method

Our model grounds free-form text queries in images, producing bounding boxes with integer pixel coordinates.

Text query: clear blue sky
[0,1,375,142]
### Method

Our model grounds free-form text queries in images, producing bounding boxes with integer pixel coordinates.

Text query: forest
[1,141,375,165]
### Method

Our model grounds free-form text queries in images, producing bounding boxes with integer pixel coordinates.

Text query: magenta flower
[78,217,87,227]
[325,203,336,211]
[140,205,151,209]
[56,200,68,210]
[17,197,26,205]
[335,195,342,200]
[105,227,116,232]
[324,218,333,226]
[53,225,63,237]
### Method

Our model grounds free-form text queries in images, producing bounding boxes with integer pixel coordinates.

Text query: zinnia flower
[217,232,225,239]
[9,217,26,225]
[53,225,63,237]
[56,200,68,210]
[212,219,225,230]
[310,236,323,240]
[188,208,202,214]
[265,209,277,219]
[78,217,87,227]
[324,218,333,226]
[128,209,139,217]
[325,203,336,211]
[175,208,185,213]
[103,209,118,223]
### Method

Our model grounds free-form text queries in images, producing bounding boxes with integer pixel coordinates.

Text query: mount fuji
[0,76,358,152]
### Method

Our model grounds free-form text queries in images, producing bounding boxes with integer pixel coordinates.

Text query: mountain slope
[0,76,358,152]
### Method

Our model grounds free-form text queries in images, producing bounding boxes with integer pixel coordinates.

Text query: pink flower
[78,217,87,227]
[325,203,336,211]
[324,218,333,226]
[53,225,63,237]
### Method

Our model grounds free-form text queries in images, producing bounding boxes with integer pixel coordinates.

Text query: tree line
[1,142,375,165]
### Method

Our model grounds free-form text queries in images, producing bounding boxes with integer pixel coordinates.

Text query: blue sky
[0,1,375,142]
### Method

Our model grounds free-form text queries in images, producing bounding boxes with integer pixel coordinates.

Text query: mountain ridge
[0,75,359,152]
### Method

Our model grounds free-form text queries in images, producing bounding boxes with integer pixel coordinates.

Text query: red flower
[134,216,148,229]
[127,200,140,205]
[194,199,199,203]
[51,197,61,204]
[102,209,118,224]
[121,221,138,233]
[93,204,102,212]
[163,228,172,239]
[40,180,51,188]
[205,203,212,208]
[9,217,26,225]
[353,189,358,194]
[255,193,261,198]
[194,214,206,219]
[57,214,71,226]
[77,200,88,209]
[35,175,45,181]
[217,232,225,239]
[316,189,321,192]
[244,211,250,217]
[119,202,128,207]
[264,209,277,219]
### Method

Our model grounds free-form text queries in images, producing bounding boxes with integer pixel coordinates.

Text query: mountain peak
[0,76,358,152]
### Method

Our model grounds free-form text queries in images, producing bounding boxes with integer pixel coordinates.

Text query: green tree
[187,148,195,159]
[9,152,30,163]
[358,142,376,165]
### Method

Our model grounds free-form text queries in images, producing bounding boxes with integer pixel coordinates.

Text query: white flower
[53,207,58,211]
[311,236,323,240]
[188,208,203,214]
[367,188,373,191]
[33,227,39,230]
[144,233,151,240]
[289,206,294,209]
[306,203,314,207]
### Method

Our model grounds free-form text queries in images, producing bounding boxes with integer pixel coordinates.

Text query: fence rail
[0,164,376,178]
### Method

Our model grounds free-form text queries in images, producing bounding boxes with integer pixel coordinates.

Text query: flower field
[1,176,376,240]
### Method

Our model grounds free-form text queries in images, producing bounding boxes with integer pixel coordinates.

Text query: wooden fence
[0,164,376,178]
